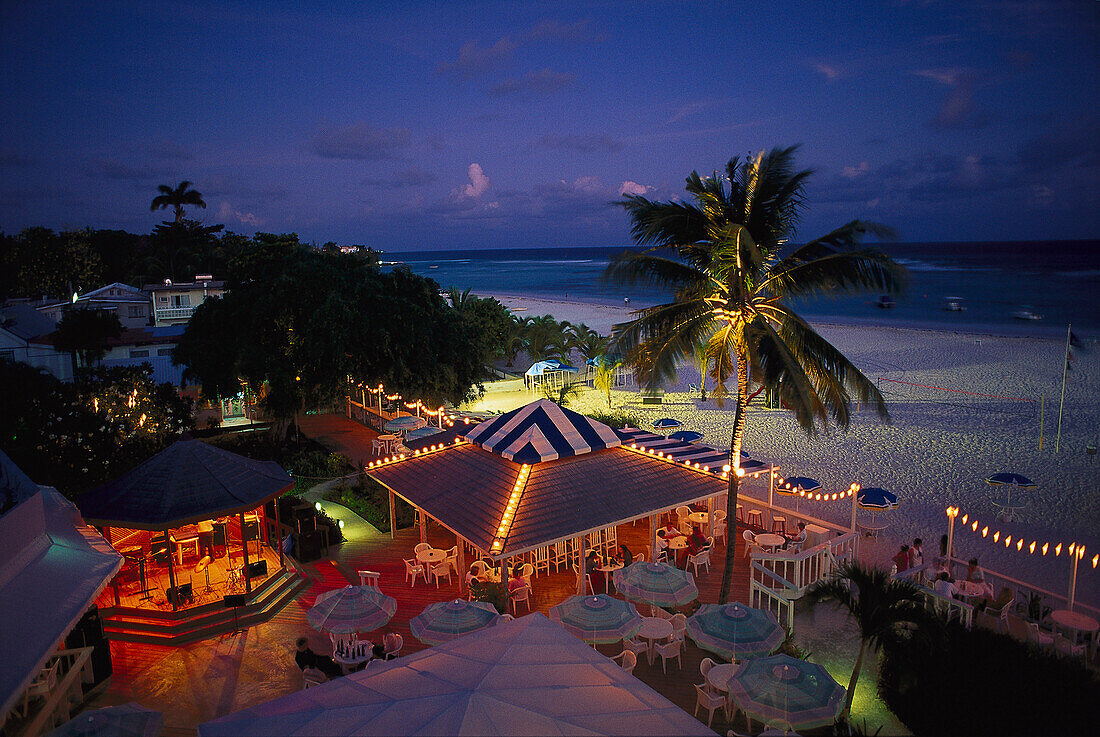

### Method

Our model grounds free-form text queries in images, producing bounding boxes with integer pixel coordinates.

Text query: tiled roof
[462,398,620,464]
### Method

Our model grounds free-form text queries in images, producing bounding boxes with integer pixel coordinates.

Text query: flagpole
[1055,324,1071,454]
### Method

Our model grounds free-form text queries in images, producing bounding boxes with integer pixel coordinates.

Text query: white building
[143,275,225,327]
[38,282,151,330]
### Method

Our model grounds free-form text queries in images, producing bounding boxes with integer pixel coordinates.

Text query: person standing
[908,538,924,569]
[892,544,910,573]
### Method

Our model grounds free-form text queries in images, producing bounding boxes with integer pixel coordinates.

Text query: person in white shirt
[933,572,958,599]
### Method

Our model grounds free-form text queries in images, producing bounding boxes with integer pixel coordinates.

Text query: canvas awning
[199,613,716,736]
[0,471,121,717]
[77,439,293,529]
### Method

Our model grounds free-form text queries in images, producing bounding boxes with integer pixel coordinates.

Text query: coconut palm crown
[605,145,906,603]
[150,180,206,223]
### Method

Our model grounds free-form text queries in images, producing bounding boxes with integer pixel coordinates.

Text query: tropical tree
[541,380,584,408]
[568,322,609,361]
[592,356,623,408]
[807,561,940,718]
[150,181,206,223]
[605,146,906,603]
[53,308,123,371]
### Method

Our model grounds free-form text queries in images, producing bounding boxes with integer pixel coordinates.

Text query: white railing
[15,647,94,737]
[749,533,860,630]
[154,306,195,321]
[894,566,976,629]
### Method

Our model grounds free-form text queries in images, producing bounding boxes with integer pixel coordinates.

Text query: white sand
[472,294,1100,611]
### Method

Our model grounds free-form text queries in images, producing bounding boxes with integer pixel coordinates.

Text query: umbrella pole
[576,535,586,596]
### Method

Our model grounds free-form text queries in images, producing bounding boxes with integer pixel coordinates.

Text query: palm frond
[603,251,706,291]
[746,316,828,435]
[611,300,715,389]
[763,226,906,299]
[618,196,710,249]
[777,311,890,424]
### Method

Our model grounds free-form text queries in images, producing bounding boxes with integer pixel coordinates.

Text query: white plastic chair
[431,560,453,587]
[622,637,649,661]
[302,667,327,689]
[404,558,425,587]
[1054,633,1086,659]
[358,570,381,590]
[551,540,569,572]
[742,530,757,557]
[611,649,637,674]
[688,548,711,576]
[383,632,403,659]
[670,613,688,652]
[699,656,715,681]
[413,542,431,556]
[510,584,531,614]
[713,520,728,546]
[533,546,550,576]
[655,635,683,672]
[694,683,726,728]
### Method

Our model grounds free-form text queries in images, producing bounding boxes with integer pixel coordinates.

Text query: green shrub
[322,472,415,532]
[585,409,641,429]
[469,578,508,614]
[879,622,1100,736]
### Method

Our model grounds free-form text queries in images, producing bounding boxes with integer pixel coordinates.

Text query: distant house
[99,326,189,386]
[143,274,226,327]
[0,303,73,381]
[38,282,152,329]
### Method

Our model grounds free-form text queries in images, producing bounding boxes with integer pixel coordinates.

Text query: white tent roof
[0,486,122,717]
[199,613,715,736]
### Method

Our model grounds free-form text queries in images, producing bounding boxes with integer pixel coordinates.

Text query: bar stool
[771,516,787,535]
[746,509,763,529]
[736,504,744,523]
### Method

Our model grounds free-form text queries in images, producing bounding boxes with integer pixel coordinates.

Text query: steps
[101,569,309,645]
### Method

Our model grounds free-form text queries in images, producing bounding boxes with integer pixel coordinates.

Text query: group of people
[294,632,400,682]
[891,537,925,573]
[585,544,634,593]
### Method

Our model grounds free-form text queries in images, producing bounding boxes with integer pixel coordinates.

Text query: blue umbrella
[409,599,500,645]
[985,472,1036,508]
[726,655,845,731]
[405,425,443,440]
[549,594,643,644]
[776,476,821,495]
[385,415,427,433]
[686,602,784,661]
[614,561,699,609]
[307,585,397,635]
[857,487,899,525]
[652,418,682,433]
[668,430,703,443]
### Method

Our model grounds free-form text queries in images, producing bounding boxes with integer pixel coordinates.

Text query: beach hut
[523,359,579,395]
[198,613,714,737]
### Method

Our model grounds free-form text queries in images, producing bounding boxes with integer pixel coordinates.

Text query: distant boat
[875,295,896,309]
[1012,307,1043,321]
[943,297,966,312]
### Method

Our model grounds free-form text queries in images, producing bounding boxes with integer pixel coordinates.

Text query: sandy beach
[472,293,1100,611]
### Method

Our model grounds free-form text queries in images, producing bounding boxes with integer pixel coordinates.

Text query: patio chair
[302,667,328,689]
[413,542,431,556]
[551,540,569,572]
[713,520,728,546]
[520,562,535,584]
[984,587,1015,617]
[975,611,1003,635]
[611,649,637,674]
[1004,613,1053,647]
[694,683,726,729]
[500,613,515,622]
[675,505,691,523]
[431,560,453,587]
[671,613,687,652]
[679,521,694,537]
[605,525,618,551]
[20,660,59,717]
[445,546,459,575]
[622,637,649,661]
[699,656,715,682]
[404,558,425,587]
[383,633,403,659]
[655,636,683,673]
[742,530,757,557]
[470,560,490,579]
[510,584,531,614]
[358,570,381,590]
[687,548,711,576]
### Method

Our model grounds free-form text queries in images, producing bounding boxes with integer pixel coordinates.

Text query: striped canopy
[686,602,784,661]
[462,398,621,464]
[614,561,699,608]
[549,594,643,644]
[307,586,397,635]
[615,429,776,477]
[409,599,500,646]
[726,655,845,731]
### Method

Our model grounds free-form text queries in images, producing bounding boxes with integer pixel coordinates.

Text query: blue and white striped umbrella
[668,430,703,443]
[614,561,699,608]
[405,425,443,440]
[549,594,643,644]
[385,415,427,433]
[686,602,784,661]
[409,599,500,645]
[307,585,397,635]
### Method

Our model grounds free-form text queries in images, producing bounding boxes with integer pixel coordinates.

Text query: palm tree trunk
[844,638,868,717]
[718,350,750,603]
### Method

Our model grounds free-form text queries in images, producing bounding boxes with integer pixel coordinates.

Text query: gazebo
[77,439,297,641]
[367,399,776,597]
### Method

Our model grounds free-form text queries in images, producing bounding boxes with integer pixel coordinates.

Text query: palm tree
[807,560,940,717]
[568,323,609,362]
[605,146,905,603]
[150,181,206,223]
[542,380,584,408]
[592,355,623,408]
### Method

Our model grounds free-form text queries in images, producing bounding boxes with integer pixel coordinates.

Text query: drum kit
[194,555,214,594]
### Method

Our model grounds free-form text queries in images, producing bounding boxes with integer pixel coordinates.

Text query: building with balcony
[37,283,152,330]
[143,275,225,327]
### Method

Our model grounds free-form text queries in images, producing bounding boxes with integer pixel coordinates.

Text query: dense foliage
[879,622,1100,736]
[174,237,487,433]
[53,308,123,369]
[0,360,192,498]
[322,472,415,533]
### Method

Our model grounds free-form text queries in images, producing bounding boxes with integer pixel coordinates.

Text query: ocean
[383,241,1100,337]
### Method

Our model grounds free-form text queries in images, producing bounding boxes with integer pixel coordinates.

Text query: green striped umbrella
[410,599,500,645]
[726,654,845,731]
[613,561,699,608]
[549,594,643,644]
[307,585,397,635]
[686,602,783,660]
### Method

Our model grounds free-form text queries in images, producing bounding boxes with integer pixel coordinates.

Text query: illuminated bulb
[972,521,979,532]
[1029,541,1036,554]
[703,466,709,472]
[961,514,968,524]
[315,502,322,511]
[815,493,821,501]
[993,531,1000,543]
[1016,539,1024,551]
[982,526,989,538]
[1042,543,1049,555]
[1069,543,1076,556]
[1055,543,1062,556]
[723,465,732,473]
[1005,535,1012,546]
[1092,555,1098,569]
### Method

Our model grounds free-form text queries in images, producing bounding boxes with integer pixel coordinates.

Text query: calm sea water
[383,241,1100,337]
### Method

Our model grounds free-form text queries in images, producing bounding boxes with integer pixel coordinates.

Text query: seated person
[680,526,708,566]
[294,636,342,679]
[618,544,634,566]
[508,565,529,595]
[892,544,910,573]
[585,550,605,593]
[932,572,959,600]
[966,558,984,582]
[782,522,807,551]
[369,643,391,663]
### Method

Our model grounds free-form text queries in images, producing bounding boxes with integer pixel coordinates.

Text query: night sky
[2,1,1097,251]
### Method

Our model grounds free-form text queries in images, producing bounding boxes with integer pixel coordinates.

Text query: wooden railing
[16,646,94,737]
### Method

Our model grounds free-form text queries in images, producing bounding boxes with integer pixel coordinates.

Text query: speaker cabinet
[223,594,247,607]
[246,560,268,578]
[296,530,322,563]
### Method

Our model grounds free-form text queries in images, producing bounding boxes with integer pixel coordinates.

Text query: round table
[754,533,785,552]
[665,536,689,550]
[333,644,373,674]
[598,562,624,592]
[637,617,674,665]
[706,662,736,693]
[417,548,446,565]
[1050,609,1099,656]
[955,580,992,601]
[688,512,709,526]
